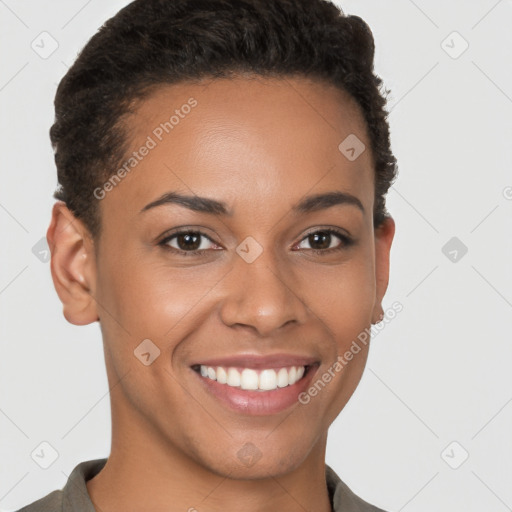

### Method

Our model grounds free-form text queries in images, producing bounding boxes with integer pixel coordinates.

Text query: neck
[86,394,333,512]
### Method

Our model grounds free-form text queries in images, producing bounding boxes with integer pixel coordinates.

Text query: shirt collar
[61,458,372,512]
[61,458,107,512]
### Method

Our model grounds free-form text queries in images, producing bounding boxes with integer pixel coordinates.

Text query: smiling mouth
[191,364,314,392]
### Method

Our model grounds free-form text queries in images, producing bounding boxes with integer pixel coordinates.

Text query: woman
[19,0,397,510]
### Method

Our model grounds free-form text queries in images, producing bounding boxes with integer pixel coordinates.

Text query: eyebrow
[140,190,364,216]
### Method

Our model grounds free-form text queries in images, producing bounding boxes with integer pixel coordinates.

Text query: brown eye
[308,231,332,250]
[175,232,202,251]
[296,228,353,255]
[159,230,218,255]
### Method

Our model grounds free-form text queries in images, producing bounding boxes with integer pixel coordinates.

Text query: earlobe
[371,215,395,324]
[371,305,384,325]
[46,201,99,325]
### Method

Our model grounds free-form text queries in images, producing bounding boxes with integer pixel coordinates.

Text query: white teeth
[227,367,241,387]
[197,365,307,391]
[240,369,259,390]
[259,369,277,390]
[216,366,227,384]
[277,368,289,388]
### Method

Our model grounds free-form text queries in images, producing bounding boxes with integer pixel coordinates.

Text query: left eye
[295,229,352,252]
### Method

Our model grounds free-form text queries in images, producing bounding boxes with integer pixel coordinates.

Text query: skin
[47,75,395,512]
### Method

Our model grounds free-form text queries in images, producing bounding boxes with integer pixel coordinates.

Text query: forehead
[99,76,374,226]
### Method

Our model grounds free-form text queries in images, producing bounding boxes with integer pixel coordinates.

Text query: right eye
[158,230,221,256]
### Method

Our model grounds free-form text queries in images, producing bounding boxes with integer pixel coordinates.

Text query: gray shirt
[16,458,387,511]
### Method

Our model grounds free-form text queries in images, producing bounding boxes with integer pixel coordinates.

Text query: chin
[186,428,322,481]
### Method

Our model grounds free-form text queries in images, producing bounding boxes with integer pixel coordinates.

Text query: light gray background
[1,1,511,511]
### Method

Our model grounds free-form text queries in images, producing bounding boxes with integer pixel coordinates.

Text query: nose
[218,247,309,337]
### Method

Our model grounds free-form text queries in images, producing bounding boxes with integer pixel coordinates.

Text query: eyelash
[158,228,354,257]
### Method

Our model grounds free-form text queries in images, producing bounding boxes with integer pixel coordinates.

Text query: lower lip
[192,365,319,416]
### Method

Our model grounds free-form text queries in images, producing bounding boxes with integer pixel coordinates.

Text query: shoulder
[326,464,389,512]
[14,458,107,512]
[15,489,63,512]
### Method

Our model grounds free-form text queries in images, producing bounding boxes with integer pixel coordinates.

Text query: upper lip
[190,353,319,369]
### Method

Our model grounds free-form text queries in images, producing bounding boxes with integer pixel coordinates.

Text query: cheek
[95,250,222,355]
[305,248,376,340]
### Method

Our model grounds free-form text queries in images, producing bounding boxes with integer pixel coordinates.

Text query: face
[50,76,394,479]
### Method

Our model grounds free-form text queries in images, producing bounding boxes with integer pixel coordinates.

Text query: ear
[46,201,99,325]
[371,216,395,324]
